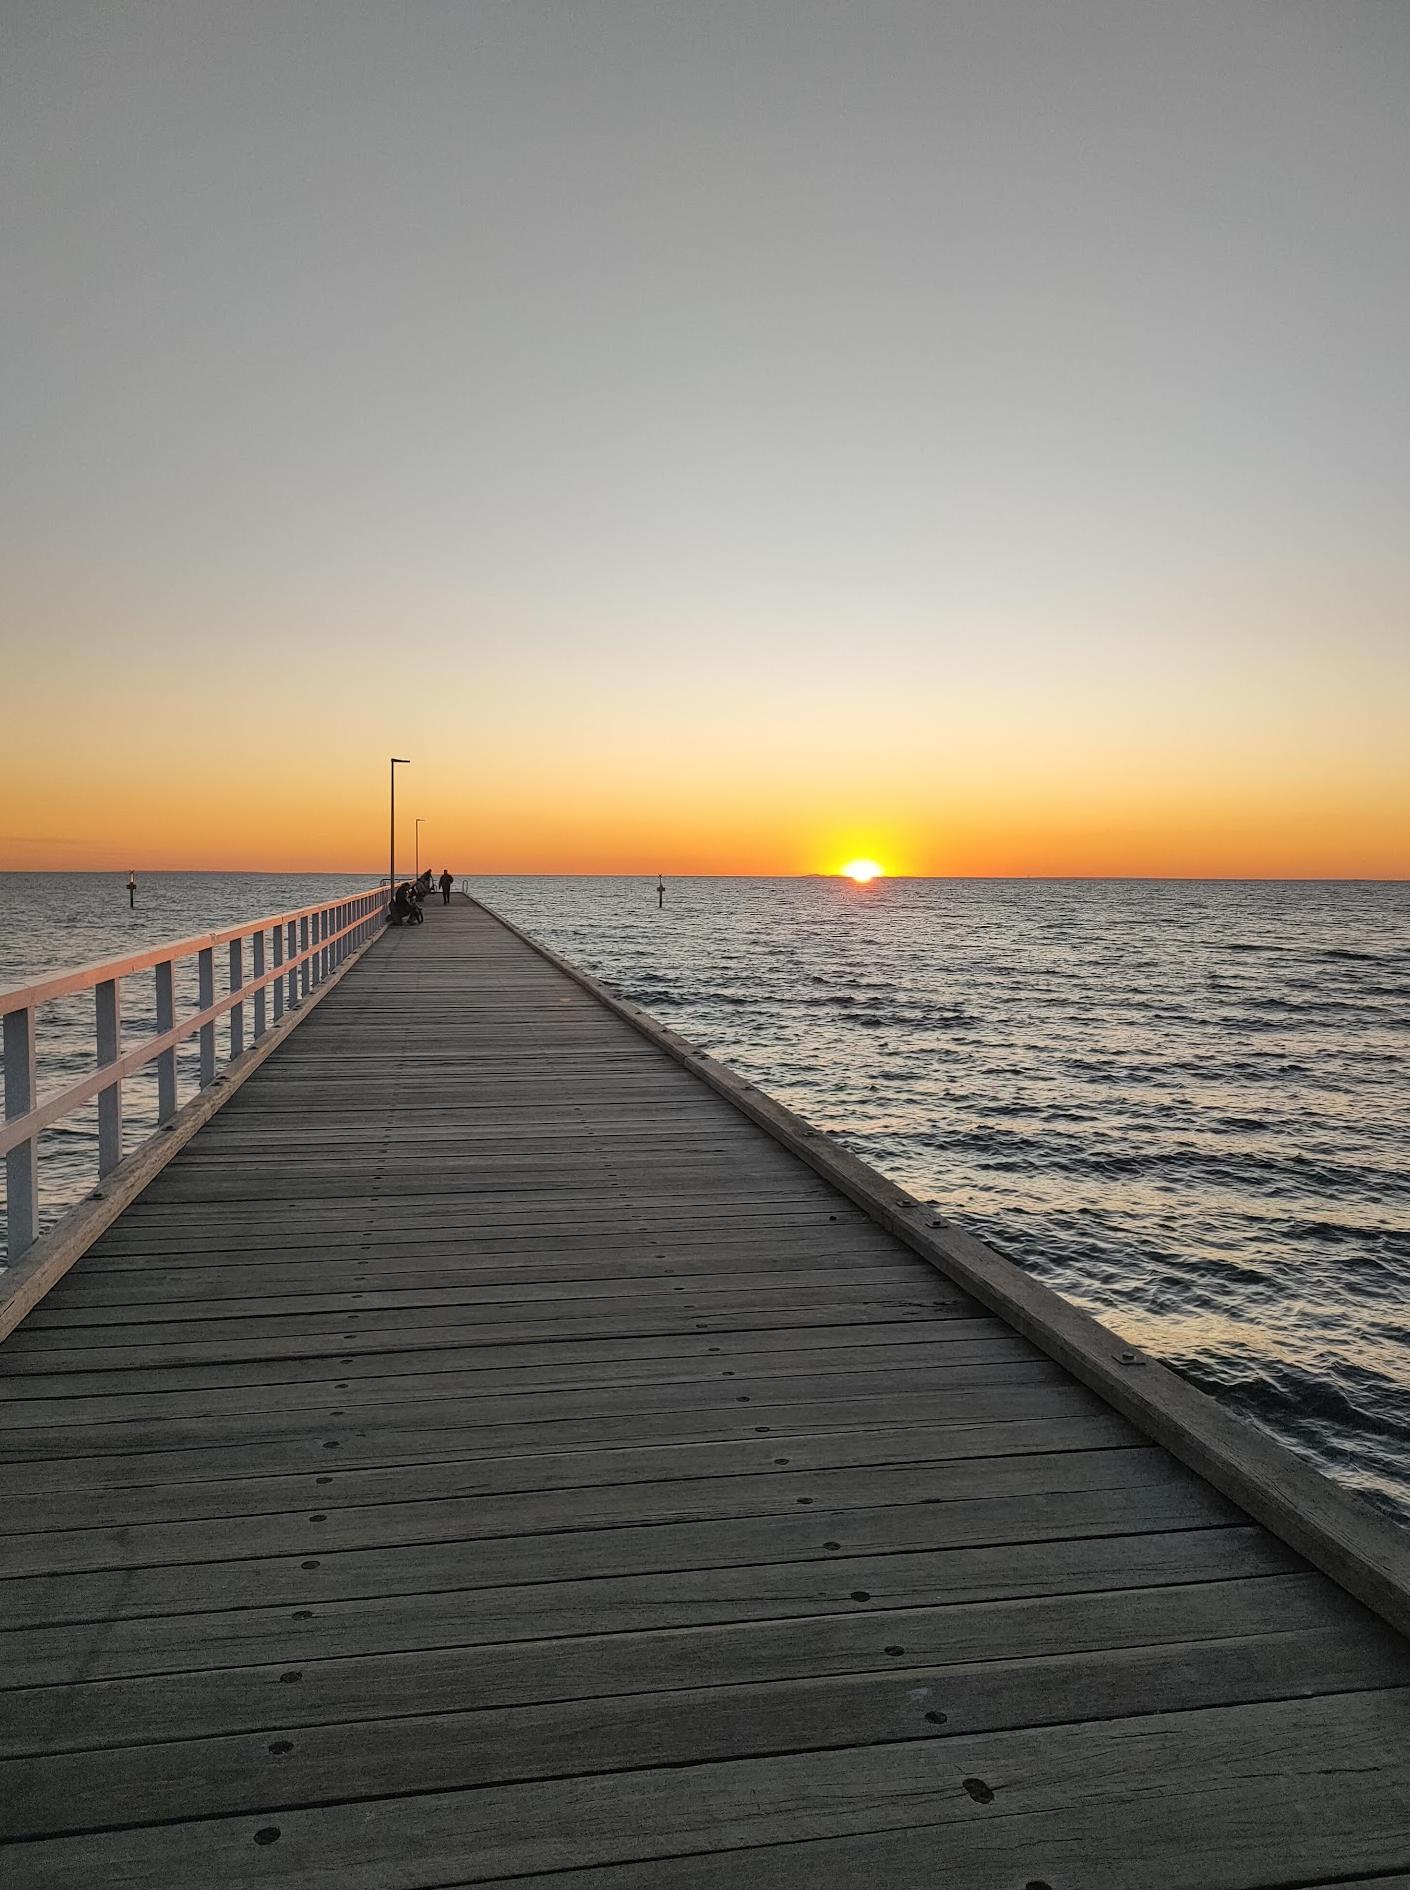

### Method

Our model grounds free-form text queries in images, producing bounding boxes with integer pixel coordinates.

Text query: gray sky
[3,1,1408,873]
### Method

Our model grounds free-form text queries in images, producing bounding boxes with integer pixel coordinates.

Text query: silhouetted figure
[657,877,665,909]
[127,871,137,909]
[439,868,454,905]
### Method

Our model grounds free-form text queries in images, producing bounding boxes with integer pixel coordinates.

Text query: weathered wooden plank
[2,1444,1178,1575]
[0,1354,1064,1440]
[74,1216,868,1259]
[0,1314,1003,1384]
[3,1691,1408,1888]
[0,1340,1044,1428]
[0,1412,1139,1536]
[7,1624,1406,1840]
[0,1322,1030,1403]
[0,1286,971,1355]
[28,1243,913,1303]
[0,1388,1115,1498]
[0,1302,977,1375]
[471,1807,1410,1890]
[0,1527,1296,1687]
[1,1379,1101,1475]
[84,1217,880,1261]
[0,1480,1234,1628]
[0,1571,1346,1755]
[18,1265,964,1328]
[97,1196,856,1229]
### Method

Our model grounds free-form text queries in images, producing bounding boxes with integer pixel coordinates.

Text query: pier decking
[2,897,1409,1885]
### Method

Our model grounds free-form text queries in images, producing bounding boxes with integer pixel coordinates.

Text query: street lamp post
[389,758,410,892]
[414,817,426,879]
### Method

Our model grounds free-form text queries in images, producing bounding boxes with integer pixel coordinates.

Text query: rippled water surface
[476,875,1410,1521]
[2,871,1407,1520]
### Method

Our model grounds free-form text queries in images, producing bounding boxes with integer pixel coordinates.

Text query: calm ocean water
[2,871,1407,1521]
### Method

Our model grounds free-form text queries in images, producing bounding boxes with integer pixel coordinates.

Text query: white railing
[0,886,387,1261]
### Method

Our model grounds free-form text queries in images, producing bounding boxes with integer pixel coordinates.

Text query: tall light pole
[414,817,426,879]
[389,757,410,889]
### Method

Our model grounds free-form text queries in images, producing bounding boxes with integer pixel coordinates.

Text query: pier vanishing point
[2,891,1410,1886]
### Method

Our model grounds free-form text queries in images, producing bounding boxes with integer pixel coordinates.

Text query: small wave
[616,984,684,1007]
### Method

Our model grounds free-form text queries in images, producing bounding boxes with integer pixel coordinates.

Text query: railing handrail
[0,899,375,1161]
[0,883,387,1014]
[2,883,390,1260]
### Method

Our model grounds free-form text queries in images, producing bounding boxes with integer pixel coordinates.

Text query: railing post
[300,916,310,998]
[287,921,298,1009]
[155,960,177,1124]
[252,930,267,1039]
[2,1006,39,1257]
[95,977,122,1178]
[229,938,244,1059]
[271,926,284,1024]
[198,946,216,1086]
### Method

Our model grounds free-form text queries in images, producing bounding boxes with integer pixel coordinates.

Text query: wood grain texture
[7,1624,1407,1840]
[2,894,1407,1884]
[4,1692,1410,1887]
[0,1526,1301,1688]
[0,1570,1354,1756]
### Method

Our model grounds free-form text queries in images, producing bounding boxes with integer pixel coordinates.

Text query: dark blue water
[477,876,1410,1522]
[3,871,1407,1522]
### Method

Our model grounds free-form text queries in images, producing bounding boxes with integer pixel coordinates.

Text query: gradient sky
[2,0,1407,875]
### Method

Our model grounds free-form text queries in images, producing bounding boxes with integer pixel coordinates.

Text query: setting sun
[840,859,885,883]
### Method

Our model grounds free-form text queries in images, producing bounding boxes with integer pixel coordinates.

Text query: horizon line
[3,868,1407,886]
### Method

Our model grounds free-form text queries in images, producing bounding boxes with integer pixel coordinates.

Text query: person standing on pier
[438,867,454,905]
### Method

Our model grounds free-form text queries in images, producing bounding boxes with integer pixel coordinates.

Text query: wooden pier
[2,896,1409,1885]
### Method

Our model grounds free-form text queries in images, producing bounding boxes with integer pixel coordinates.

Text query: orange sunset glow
[2,7,1407,884]
[4,565,1406,879]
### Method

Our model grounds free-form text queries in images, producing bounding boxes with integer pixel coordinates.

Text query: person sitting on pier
[438,867,454,905]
